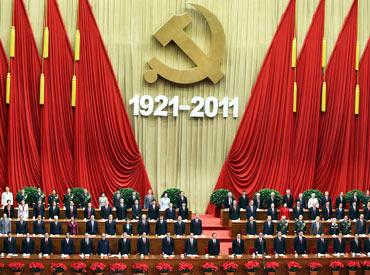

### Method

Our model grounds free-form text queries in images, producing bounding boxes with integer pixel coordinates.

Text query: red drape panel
[290,0,325,192]
[206,0,295,212]
[74,0,151,206]
[0,42,8,190]
[7,0,41,191]
[41,0,74,201]
[313,0,358,194]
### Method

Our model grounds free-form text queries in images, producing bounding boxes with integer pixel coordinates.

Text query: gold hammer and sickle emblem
[144,4,226,85]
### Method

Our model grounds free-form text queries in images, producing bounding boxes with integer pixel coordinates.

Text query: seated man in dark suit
[131,200,142,220]
[40,233,53,255]
[16,215,28,234]
[263,216,275,235]
[123,219,133,235]
[4,200,15,218]
[100,201,112,220]
[161,232,174,256]
[254,233,267,255]
[246,216,257,235]
[273,231,286,254]
[231,233,244,255]
[61,232,74,255]
[115,199,127,220]
[184,233,198,255]
[178,203,189,220]
[364,233,370,254]
[3,232,17,254]
[267,203,278,220]
[155,216,167,236]
[246,200,257,219]
[190,213,203,236]
[208,233,220,256]
[33,215,45,235]
[105,214,116,235]
[83,202,95,220]
[21,233,35,254]
[294,231,307,255]
[164,203,176,220]
[80,233,94,255]
[333,233,346,254]
[86,215,98,235]
[174,216,186,235]
[137,214,150,235]
[316,234,328,254]
[137,232,150,255]
[238,190,249,209]
[229,201,240,220]
[118,232,131,255]
[282,189,294,208]
[50,216,62,235]
[293,201,304,220]
[321,201,332,220]
[33,201,45,218]
[66,201,77,219]
[148,200,160,220]
[48,201,60,220]
[97,233,110,255]
[350,234,362,254]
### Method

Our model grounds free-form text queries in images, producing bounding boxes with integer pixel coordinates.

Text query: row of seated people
[0,214,203,236]
[224,189,370,211]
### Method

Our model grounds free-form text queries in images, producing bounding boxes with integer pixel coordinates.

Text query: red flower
[287,261,302,272]
[363,261,370,271]
[177,262,193,273]
[244,261,261,272]
[109,263,127,273]
[264,262,279,272]
[8,263,25,272]
[347,261,361,271]
[70,262,87,273]
[155,263,173,273]
[222,262,238,272]
[29,262,45,272]
[0,263,4,272]
[132,263,149,273]
[307,262,322,271]
[202,262,218,272]
[90,262,106,273]
[329,261,345,271]
[50,263,67,273]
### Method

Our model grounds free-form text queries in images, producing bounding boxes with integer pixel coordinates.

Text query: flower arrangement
[346,261,361,271]
[0,263,5,272]
[363,261,370,270]
[29,262,45,273]
[222,262,238,272]
[90,263,106,273]
[155,263,173,273]
[50,263,67,273]
[264,262,279,272]
[132,263,149,273]
[70,262,87,273]
[287,261,302,272]
[307,262,323,271]
[109,263,127,274]
[244,261,261,272]
[202,262,218,272]
[177,262,193,273]
[329,261,345,271]
[8,263,25,273]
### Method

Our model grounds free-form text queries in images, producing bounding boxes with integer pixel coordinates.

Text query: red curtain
[206,0,296,213]
[313,0,358,195]
[7,0,41,191]
[0,42,8,190]
[74,0,151,206]
[41,0,74,201]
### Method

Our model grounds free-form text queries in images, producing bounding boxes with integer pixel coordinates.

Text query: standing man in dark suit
[16,215,28,234]
[246,216,257,235]
[229,201,240,220]
[84,202,95,220]
[116,199,127,220]
[267,203,278,220]
[208,233,220,256]
[335,192,346,209]
[66,201,77,219]
[177,191,188,209]
[174,216,186,235]
[49,201,60,219]
[293,201,304,220]
[294,231,307,255]
[223,192,234,209]
[161,232,174,255]
[3,232,17,254]
[316,234,328,254]
[80,233,94,255]
[164,203,176,220]
[253,193,262,209]
[263,216,275,235]
[364,233,370,254]
[33,201,45,218]
[283,190,294,208]
[148,200,160,220]
[333,233,346,254]
[21,233,35,254]
[137,232,150,255]
[118,232,131,255]
[320,191,332,208]
[155,216,167,236]
[40,233,53,255]
[349,202,360,220]
[97,233,110,255]
[335,203,345,220]
[273,231,286,254]
[100,201,112,220]
[86,215,98,235]
[246,200,257,219]
[137,214,150,235]
[105,214,116,235]
[123,219,133,235]
[238,190,249,210]
[231,233,244,255]
[4,200,15,218]
[355,214,366,234]
[61,233,74,255]
[321,201,332,220]
[50,216,62,235]
[308,204,320,221]
[254,233,267,255]
[190,214,203,235]
[184,233,198,255]
[33,215,45,235]
[350,234,362,254]
[178,203,189,220]
[131,200,142,220]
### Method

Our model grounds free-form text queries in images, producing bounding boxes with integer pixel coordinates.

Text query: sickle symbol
[144,4,226,85]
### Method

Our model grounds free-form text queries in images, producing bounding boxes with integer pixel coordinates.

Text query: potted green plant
[210,189,231,217]
[258,189,282,208]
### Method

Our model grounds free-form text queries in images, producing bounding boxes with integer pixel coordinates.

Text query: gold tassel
[9,26,15,58]
[355,84,360,115]
[291,37,297,68]
[322,37,327,68]
[74,30,80,61]
[293,82,297,113]
[39,73,45,105]
[6,73,11,104]
[43,27,49,58]
[71,75,77,107]
[355,41,360,71]
[321,81,327,112]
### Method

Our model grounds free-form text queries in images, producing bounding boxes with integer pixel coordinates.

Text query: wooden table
[0,254,367,275]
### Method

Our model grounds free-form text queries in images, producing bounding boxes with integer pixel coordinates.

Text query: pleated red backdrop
[0,42,8,189]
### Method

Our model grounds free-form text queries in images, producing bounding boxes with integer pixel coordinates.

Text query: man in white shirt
[1,187,13,206]
[18,200,29,219]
